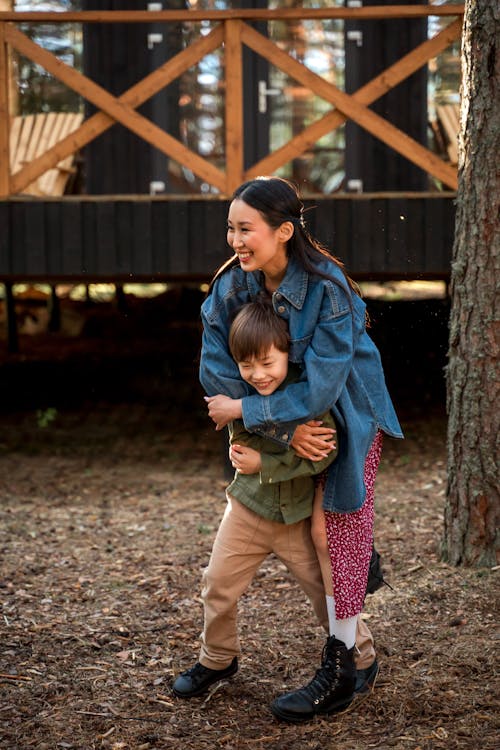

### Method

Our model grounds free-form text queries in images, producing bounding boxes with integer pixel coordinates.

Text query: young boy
[172,298,337,699]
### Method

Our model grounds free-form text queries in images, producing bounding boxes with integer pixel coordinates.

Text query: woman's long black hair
[209,176,361,299]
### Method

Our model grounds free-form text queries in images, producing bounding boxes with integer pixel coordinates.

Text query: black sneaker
[172,657,238,698]
[354,659,379,696]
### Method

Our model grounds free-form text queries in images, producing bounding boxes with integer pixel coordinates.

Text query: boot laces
[301,652,342,703]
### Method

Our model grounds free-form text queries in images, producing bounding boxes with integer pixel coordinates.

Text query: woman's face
[227,199,289,279]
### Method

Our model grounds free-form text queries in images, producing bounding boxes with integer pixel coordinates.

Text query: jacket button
[277,305,286,314]
[275,292,282,300]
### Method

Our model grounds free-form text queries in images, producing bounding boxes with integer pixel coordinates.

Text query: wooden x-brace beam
[241,21,459,190]
[6,23,227,194]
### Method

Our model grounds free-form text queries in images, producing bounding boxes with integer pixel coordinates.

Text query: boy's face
[236,345,288,396]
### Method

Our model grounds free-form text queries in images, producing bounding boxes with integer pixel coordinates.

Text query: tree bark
[444,0,499,566]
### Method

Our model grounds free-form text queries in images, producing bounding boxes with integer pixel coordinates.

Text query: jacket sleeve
[199,278,250,399]
[242,288,358,443]
[232,411,338,484]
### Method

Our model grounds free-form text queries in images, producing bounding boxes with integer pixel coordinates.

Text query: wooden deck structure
[9,112,83,196]
[0,4,463,198]
[0,192,456,282]
[0,5,463,288]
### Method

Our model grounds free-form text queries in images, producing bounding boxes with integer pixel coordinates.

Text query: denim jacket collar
[246,256,309,310]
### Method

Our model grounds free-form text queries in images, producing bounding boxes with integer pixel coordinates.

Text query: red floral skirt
[324,431,383,619]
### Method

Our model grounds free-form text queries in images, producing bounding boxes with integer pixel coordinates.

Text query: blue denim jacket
[200,255,403,513]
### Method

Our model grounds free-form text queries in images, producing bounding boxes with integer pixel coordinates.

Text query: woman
[200,176,403,722]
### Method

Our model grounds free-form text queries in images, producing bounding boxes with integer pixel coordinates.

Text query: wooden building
[0,4,462,293]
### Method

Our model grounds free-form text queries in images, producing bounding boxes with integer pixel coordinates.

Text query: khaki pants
[199,497,376,671]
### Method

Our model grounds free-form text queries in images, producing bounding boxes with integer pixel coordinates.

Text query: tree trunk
[444,0,499,566]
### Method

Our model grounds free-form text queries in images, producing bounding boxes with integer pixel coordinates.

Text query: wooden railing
[0,4,464,198]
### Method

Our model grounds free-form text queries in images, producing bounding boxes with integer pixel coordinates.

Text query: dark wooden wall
[82,0,184,195]
[344,0,429,192]
[0,194,455,282]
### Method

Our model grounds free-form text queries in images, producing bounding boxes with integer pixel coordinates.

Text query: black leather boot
[271,636,356,722]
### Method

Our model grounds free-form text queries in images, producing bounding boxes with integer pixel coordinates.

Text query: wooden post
[47,285,61,332]
[0,19,11,197]
[4,282,18,353]
[224,19,244,194]
[114,283,127,313]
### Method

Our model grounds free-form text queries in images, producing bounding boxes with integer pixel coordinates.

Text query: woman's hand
[204,395,243,430]
[230,444,261,474]
[291,420,336,461]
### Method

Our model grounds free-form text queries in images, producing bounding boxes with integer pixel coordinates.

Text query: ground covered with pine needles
[1,391,498,750]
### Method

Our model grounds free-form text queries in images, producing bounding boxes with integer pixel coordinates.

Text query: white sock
[333,615,358,650]
[325,596,358,650]
[326,595,336,635]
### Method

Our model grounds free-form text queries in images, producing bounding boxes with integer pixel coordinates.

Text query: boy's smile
[236,345,289,396]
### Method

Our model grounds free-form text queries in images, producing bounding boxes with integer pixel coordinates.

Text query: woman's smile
[227,199,289,280]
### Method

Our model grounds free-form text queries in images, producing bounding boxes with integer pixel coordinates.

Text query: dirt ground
[0,341,498,750]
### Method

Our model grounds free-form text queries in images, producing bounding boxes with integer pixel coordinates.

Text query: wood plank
[13,112,83,196]
[8,114,20,158]
[224,19,244,194]
[241,24,458,190]
[436,104,460,164]
[82,201,98,275]
[351,200,373,274]
[131,202,153,275]
[0,195,456,280]
[387,197,410,275]
[247,17,462,179]
[166,200,188,275]
[402,197,424,275]
[95,202,116,274]
[115,201,133,276]
[307,200,331,249]
[11,113,34,174]
[151,201,169,274]
[33,112,59,195]
[7,25,226,194]
[332,199,351,270]
[25,201,47,274]
[23,112,45,163]
[369,198,388,274]
[0,7,466,23]
[10,202,25,274]
[60,201,83,275]
[37,113,76,195]
[188,203,205,274]
[46,112,84,195]
[45,201,62,274]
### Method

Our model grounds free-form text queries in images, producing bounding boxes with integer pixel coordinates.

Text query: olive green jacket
[226,370,337,524]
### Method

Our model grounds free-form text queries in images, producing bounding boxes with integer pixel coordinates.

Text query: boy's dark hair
[229,298,290,363]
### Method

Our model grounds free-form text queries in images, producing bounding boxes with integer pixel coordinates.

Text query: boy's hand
[291,420,336,461]
[230,444,262,474]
